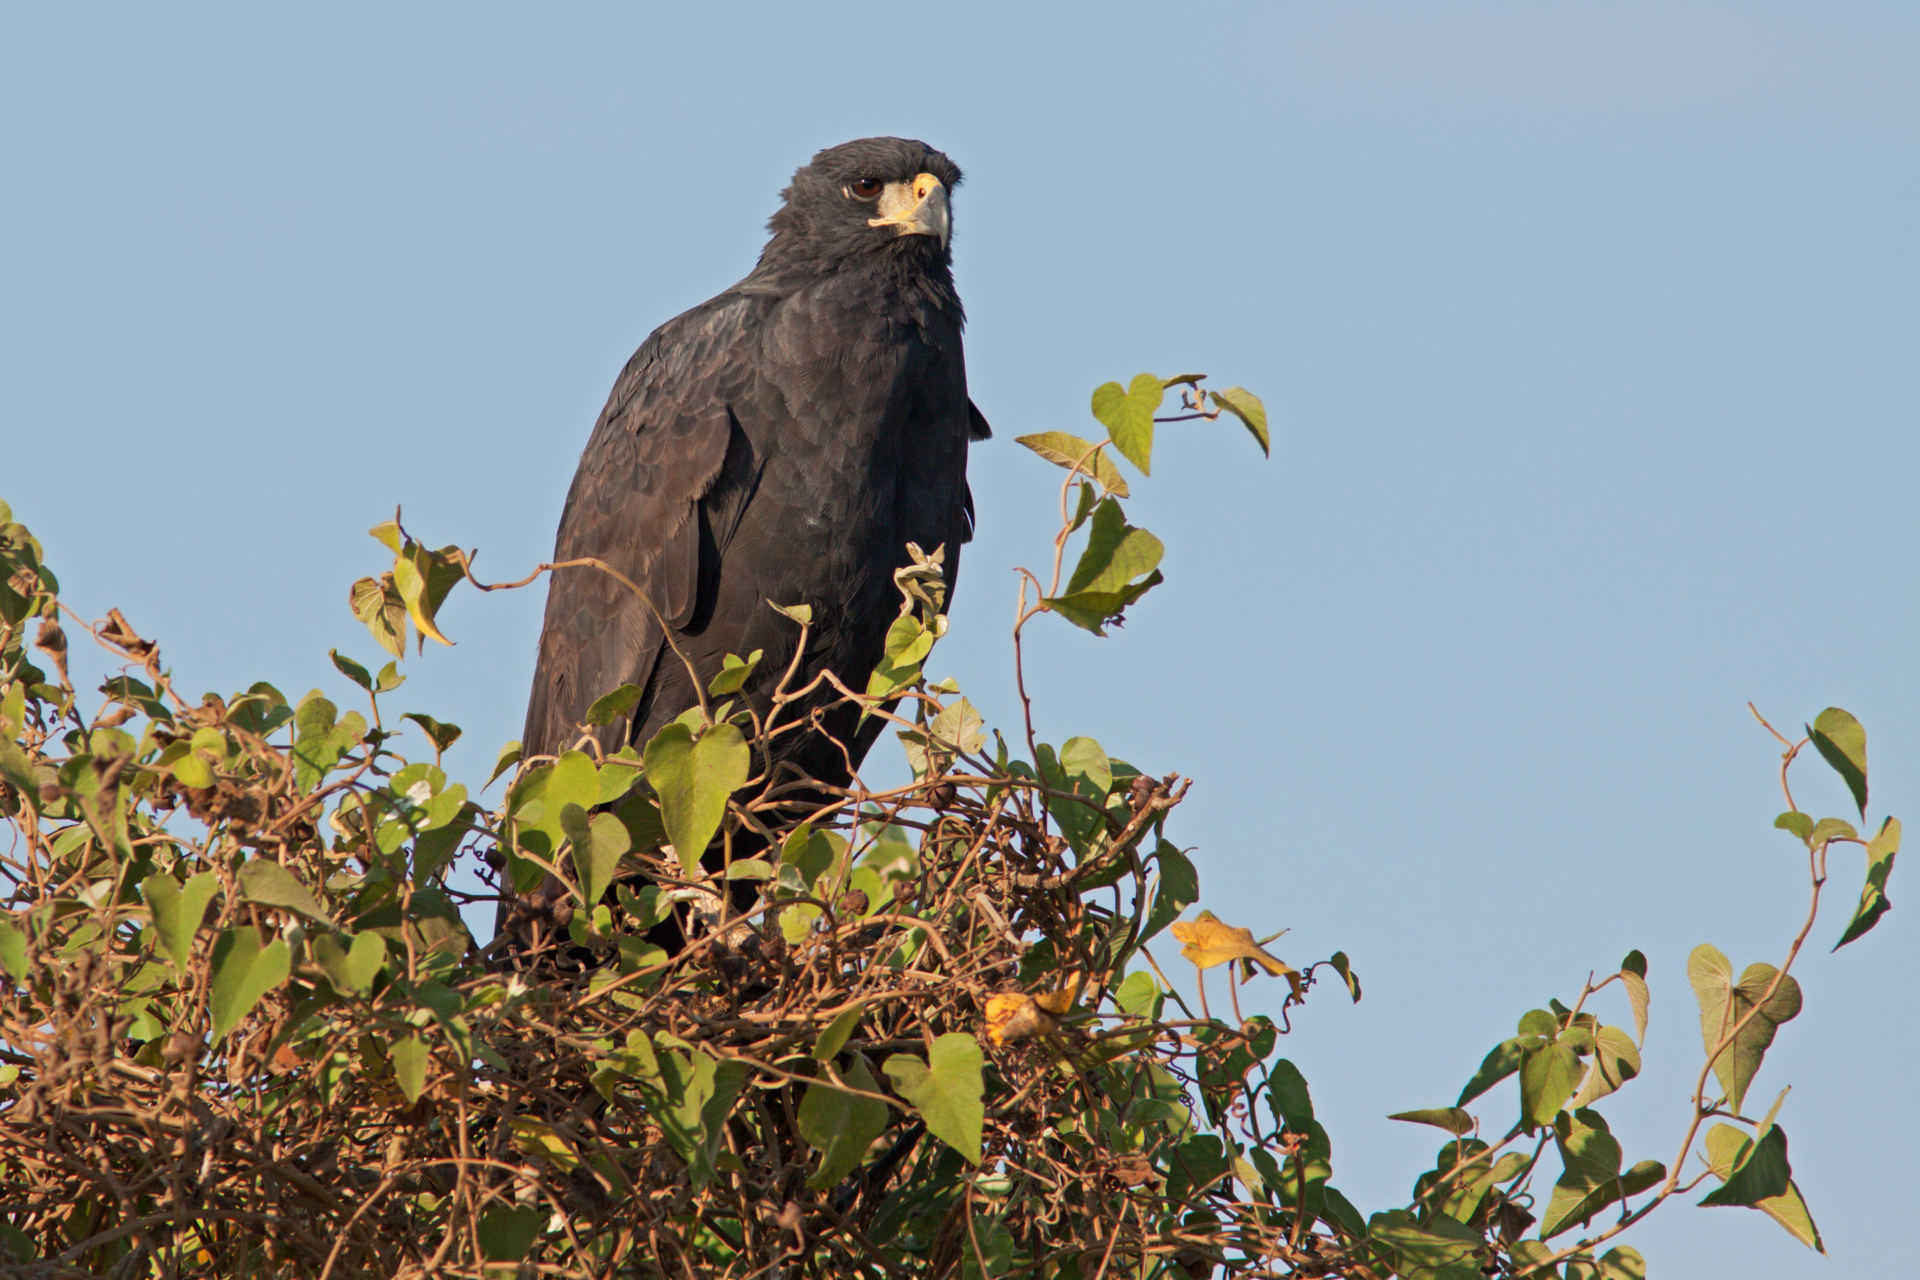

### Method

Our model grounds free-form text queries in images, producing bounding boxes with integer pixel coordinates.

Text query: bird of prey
[522,136,988,818]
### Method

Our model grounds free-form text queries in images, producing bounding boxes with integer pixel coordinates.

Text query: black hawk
[522,136,987,825]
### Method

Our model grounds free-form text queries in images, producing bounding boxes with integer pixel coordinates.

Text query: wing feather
[522,293,758,759]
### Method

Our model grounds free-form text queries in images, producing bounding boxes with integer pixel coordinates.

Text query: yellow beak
[867,173,950,248]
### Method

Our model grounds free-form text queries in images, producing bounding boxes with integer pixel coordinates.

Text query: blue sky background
[3,3,1915,1273]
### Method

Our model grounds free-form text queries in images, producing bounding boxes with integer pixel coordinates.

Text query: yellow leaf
[984,993,1058,1046]
[1170,912,1289,974]
[1033,969,1087,1015]
[510,1116,579,1172]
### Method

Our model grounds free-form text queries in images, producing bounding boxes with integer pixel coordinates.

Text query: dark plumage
[522,136,987,805]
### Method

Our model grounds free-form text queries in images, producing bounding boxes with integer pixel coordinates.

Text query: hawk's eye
[849,177,885,200]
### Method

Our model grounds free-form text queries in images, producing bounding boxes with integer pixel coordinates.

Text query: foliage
[0,373,1895,1278]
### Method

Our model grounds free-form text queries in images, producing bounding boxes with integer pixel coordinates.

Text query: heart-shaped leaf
[144,871,220,971]
[209,927,291,1040]
[1688,944,1802,1112]
[799,1056,891,1188]
[884,1033,985,1165]
[1090,374,1165,475]
[563,805,631,908]
[644,723,749,874]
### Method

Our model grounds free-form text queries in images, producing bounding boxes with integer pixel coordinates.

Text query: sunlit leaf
[1014,432,1130,496]
[1688,945,1801,1113]
[884,1033,985,1165]
[1090,373,1165,475]
[1540,1110,1664,1238]
[1700,1123,1823,1250]
[1835,816,1898,950]
[644,722,748,875]
[1210,386,1270,455]
[1807,707,1867,818]
[143,871,220,971]
[1387,1108,1474,1136]
[584,683,641,728]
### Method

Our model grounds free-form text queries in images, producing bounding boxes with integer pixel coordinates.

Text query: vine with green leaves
[0,371,1895,1278]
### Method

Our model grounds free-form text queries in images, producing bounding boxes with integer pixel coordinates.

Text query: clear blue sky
[4,4,1915,1273]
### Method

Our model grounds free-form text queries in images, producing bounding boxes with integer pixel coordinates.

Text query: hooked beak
[868,172,950,248]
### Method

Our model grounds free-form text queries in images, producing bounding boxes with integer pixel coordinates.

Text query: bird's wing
[522,293,759,760]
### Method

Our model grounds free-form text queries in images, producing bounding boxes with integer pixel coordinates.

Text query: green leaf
[1141,840,1199,944]
[1267,1058,1315,1129]
[769,601,813,627]
[1699,1124,1823,1251]
[1210,386,1270,455]
[583,683,641,728]
[1457,1039,1524,1107]
[482,742,521,792]
[1328,950,1363,1002]
[476,1206,543,1265]
[813,1003,864,1062]
[653,1048,748,1187]
[390,1034,429,1104]
[1520,1038,1584,1129]
[0,917,28,982]
[644,722,749,875]
[1036,736,1112,850]
[1699,1122,1789,1206]
[1687,945,1802,1112]
[1566,1246,1647,1280]
[1620,971,1651,1049]
[510,1116,578,1172]
[1540,1110,1665,1238]
[329,650,374,693]
[1774,811,1814,841]
[1044,496,1165,635]
[401,712,461,755]
[391,541,466,652]
[507,750,599,890]
[143,871,219,971]
[236,860,331,925]
[1807,707,1867,818]
[884,1032,985,1165]
[1069,478,1098,531]
[1063,498,1164,597]
[1367,1209,1483,1280]
[707,650,763,697]
[899,696,986,777]
[1388,1108,1474,1136]
[1568,1025,1641,1109]
[1835,816,1898,950]
[1808,816,1857,846]
[312,930,385,996]
[208,927,291,1040]
[960,1219,1015,1280]
[1013,432,1130,496]
[563,806,630,909]
[1090,374,1164,475]
[291,695,365,794]
[169,749,214,790]
[348,575,408,660]
[800,1056,891,1188]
